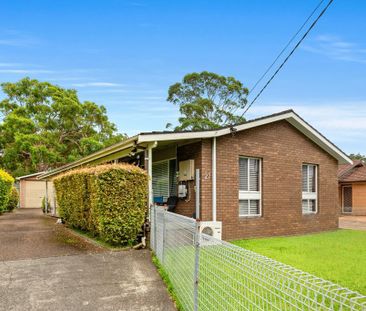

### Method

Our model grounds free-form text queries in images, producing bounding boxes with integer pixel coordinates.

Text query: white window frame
[152,157,176,201]
[302,163,318,214]
[239,157,262,217]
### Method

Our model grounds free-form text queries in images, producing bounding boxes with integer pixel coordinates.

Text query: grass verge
[151,253,183,311]
[232,229,366,295]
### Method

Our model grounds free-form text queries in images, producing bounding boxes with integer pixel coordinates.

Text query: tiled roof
[338,160,362,176]
[339,160,366,182]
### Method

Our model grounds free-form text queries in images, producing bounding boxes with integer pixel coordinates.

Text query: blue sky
[1,0,366,155]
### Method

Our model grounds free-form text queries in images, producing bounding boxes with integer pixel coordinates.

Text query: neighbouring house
[338,160,366,215]
[38,110,351,240]
[17,172,56,212]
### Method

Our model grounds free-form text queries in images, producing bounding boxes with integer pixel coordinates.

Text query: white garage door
[23,181,55,208]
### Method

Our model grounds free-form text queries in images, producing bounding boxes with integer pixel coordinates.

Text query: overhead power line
[249,0,326,95]
[241,0,334,117]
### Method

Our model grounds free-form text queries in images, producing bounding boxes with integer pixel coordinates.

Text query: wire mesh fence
[150,206,366,311]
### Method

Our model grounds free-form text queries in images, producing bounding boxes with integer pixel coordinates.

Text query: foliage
[233,230,366,295]
[152,255,183,311]
[0,169,14,213]
[167,71,249,131]
[41,196,51,213]
[349,153,366,162]
[7,187,18,211]
[54,164,148,245]
[0,77,125,177]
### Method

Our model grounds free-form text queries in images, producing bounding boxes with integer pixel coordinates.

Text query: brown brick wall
[200,139,213,221]
[215,120,339,240]
[175,142,202,217]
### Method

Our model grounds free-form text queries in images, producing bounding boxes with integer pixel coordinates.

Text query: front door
[342,186,353,213]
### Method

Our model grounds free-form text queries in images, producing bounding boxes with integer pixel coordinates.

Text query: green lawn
[232,229,366,295]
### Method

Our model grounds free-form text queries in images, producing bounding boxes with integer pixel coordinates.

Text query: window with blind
[239,157,261,216]
[152,159,177,202]
[302,164,317,214]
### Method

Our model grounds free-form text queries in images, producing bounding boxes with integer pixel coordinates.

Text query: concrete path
[0,209,104,261]
[0,209,176,311]
[339,215,366,231]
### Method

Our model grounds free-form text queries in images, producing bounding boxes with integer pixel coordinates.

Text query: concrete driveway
[0,209,175,311]
[339,215,366,231]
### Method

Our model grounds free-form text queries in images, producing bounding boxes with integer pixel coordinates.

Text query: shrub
[7,187,19,211]
[41,196,51,213]
[0,169,14,213]
[54,164,148,245]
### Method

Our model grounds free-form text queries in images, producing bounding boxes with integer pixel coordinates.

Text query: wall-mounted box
[179,159,195,181]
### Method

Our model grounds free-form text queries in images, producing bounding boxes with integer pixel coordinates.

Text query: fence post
[153,205,157,252]
[193,220,200,311]
[162,209,167,264]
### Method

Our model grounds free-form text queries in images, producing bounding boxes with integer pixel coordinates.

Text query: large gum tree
[167,71,249,131]
[0,77,124,176]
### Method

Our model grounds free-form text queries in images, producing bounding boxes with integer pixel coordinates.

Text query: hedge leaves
[0,169,14,213]
[53,164,148,245]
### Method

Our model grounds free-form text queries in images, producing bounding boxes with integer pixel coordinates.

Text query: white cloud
[302,34,366,64]
[246,101,366,153]
[0,35,40,47]
[0,69,54,74]
[0,62,22,67]
[71,82,124,87]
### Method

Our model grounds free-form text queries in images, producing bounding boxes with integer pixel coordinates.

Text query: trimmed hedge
[7,187,19,211]
[0,169,14,213]
[53,164,148,245]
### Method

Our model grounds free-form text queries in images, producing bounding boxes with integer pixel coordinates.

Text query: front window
[302,164,317,214]
[152,159,177,203]
[239,157,261,216]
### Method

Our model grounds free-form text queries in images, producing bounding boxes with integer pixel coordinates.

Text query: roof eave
[137,111,352,165]
[37,136,138,180]
[16,171,46,180]
[37,110,352,179]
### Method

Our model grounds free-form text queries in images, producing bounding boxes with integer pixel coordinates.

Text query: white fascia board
[137,131,221,143]
[230,112,295,134]
[286,114,352,164]
[16,171,46,180]
[137,111,351,164]
[38,137,138,180]
[137,113,294,143]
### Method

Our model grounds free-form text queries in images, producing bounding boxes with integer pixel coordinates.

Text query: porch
[111,138,215,221]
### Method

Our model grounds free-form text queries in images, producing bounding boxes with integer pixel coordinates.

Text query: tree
[167,71,249,131]
[349,153,366,162]
[0,78,125,176]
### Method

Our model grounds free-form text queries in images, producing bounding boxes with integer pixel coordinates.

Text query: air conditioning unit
[199,221,222,240]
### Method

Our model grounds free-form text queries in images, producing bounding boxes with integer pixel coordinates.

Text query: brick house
[39,110,351,240]
[338,160,366,215]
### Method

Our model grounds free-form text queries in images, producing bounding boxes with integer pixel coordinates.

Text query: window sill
[239,215,262,219]
[302,212,317,216]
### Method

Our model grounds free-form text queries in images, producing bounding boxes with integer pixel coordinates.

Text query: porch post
[147,141,158,210]
[45,180,49,215]
[212,137,217,221]
[147,144,153,209]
